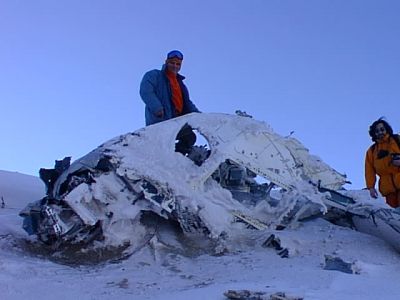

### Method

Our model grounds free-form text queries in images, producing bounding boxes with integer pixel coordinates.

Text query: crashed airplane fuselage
[20,113,400,253]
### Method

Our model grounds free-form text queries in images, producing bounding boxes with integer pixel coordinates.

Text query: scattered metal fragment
[224,289,303,300]
[323,255,359,274]
[262,234,289,258]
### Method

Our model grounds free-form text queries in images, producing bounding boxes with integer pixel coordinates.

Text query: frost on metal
[19,113,400,254]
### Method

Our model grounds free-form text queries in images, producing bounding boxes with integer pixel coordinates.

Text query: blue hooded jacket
[139,64,199,126]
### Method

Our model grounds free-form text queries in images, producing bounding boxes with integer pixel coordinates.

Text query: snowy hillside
[0,169,399,300]
[0,170,44,206]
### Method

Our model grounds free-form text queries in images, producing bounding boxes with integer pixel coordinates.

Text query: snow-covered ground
[1,169,399,300]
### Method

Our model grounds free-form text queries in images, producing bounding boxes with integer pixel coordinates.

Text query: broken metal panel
[51,149,106,198]
[351,209,400,252]
[323,255,359,274]
[282,137,348,190]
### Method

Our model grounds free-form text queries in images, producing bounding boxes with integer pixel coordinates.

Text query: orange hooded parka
[365,134,400,196]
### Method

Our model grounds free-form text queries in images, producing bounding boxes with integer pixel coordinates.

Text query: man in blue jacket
[140,50,200,126]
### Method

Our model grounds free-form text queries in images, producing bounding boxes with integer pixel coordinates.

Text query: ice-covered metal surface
[19,113,400,254]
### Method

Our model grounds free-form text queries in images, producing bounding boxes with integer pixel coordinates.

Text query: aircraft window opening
[175,123,211,166]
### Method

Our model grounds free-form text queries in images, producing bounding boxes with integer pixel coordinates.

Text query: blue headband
[167,50,183,60]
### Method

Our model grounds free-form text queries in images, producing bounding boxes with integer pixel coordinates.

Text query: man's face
[166,58,182,74]
[374,123,387,140]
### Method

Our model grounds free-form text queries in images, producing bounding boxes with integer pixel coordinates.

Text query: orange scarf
[166,70,183,115]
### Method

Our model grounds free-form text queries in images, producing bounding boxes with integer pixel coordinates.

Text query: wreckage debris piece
[21,112,400,256]
[323,255,359,274]
[262,234,279,248]
[277,248,289,258]
[39,157,72,195]
[269,292,303,300]
[223,289,303,300]
[231,210,267,230]
[223,289,268,300]
[262,234,289,258]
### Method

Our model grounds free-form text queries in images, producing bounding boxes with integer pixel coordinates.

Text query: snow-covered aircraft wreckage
[20,112,400,256]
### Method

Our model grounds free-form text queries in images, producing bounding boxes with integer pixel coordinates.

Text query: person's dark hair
[368,117,394,142]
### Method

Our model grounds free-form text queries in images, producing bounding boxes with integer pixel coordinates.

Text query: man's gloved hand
[369,188,378,199]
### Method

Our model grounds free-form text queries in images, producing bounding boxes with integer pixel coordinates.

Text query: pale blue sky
[1,0,399,189]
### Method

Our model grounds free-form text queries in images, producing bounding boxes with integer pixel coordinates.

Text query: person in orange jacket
[365,118,400,208]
